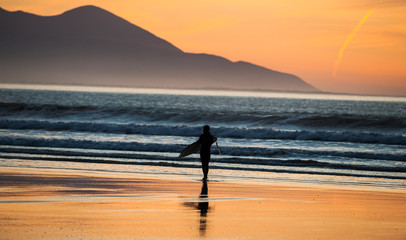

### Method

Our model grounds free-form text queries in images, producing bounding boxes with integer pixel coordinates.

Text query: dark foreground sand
[0,167,405,239]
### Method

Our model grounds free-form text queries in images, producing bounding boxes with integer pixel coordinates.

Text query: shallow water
[0,85,405,189]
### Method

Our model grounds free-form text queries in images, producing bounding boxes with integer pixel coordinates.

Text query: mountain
[0,5,318,92]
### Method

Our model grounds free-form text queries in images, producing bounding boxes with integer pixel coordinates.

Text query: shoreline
[1,166,405,239]
[2,83,406,100]
[1,163,405,193]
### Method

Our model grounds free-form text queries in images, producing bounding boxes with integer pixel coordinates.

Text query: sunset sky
[2,0,406,96]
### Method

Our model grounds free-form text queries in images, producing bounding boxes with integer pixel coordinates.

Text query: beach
[1,86,405,239]
[1,166,405,239]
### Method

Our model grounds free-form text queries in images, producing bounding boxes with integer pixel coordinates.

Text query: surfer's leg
[203,155,210,180]
[200,152,210,180]
[200,159,208,180]
[203,160,209,180]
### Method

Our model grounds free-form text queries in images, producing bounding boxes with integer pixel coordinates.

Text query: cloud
[333,10,374,78]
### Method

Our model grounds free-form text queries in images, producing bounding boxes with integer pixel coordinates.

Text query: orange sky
[2,0,406,96]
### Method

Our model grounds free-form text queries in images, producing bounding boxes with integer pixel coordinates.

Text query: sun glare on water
[1,84,405,102]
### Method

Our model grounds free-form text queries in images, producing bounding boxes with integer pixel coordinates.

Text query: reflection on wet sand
[2,169,406,239]
[183,181,210,237]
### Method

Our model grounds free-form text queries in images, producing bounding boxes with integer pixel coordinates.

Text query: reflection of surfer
[182,181,210,237]
[197,125,216,181]
[197,181,209,236]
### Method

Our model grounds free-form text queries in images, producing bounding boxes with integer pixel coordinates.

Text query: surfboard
[179,141,201,158]
[178,137,218,158]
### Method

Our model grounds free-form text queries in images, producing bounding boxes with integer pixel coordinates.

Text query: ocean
[0,85,405,190]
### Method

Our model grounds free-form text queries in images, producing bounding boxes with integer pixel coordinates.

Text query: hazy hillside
[0,5,318,92]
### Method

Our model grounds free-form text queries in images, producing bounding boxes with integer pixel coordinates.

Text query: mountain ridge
[0,5,318,92]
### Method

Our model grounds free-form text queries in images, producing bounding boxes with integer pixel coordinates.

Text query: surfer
[198,125,216,181]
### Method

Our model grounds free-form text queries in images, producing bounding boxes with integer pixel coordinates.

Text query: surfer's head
[203,125,210,134]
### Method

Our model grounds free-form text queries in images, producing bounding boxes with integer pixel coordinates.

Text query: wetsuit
[198,132,215,180]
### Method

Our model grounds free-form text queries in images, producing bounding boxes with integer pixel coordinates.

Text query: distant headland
[0,5,318,93]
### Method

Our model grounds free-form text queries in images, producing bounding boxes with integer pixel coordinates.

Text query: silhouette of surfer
[197,125,216,181]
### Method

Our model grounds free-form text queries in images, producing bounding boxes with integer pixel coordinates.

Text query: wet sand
[1,167,405,239]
